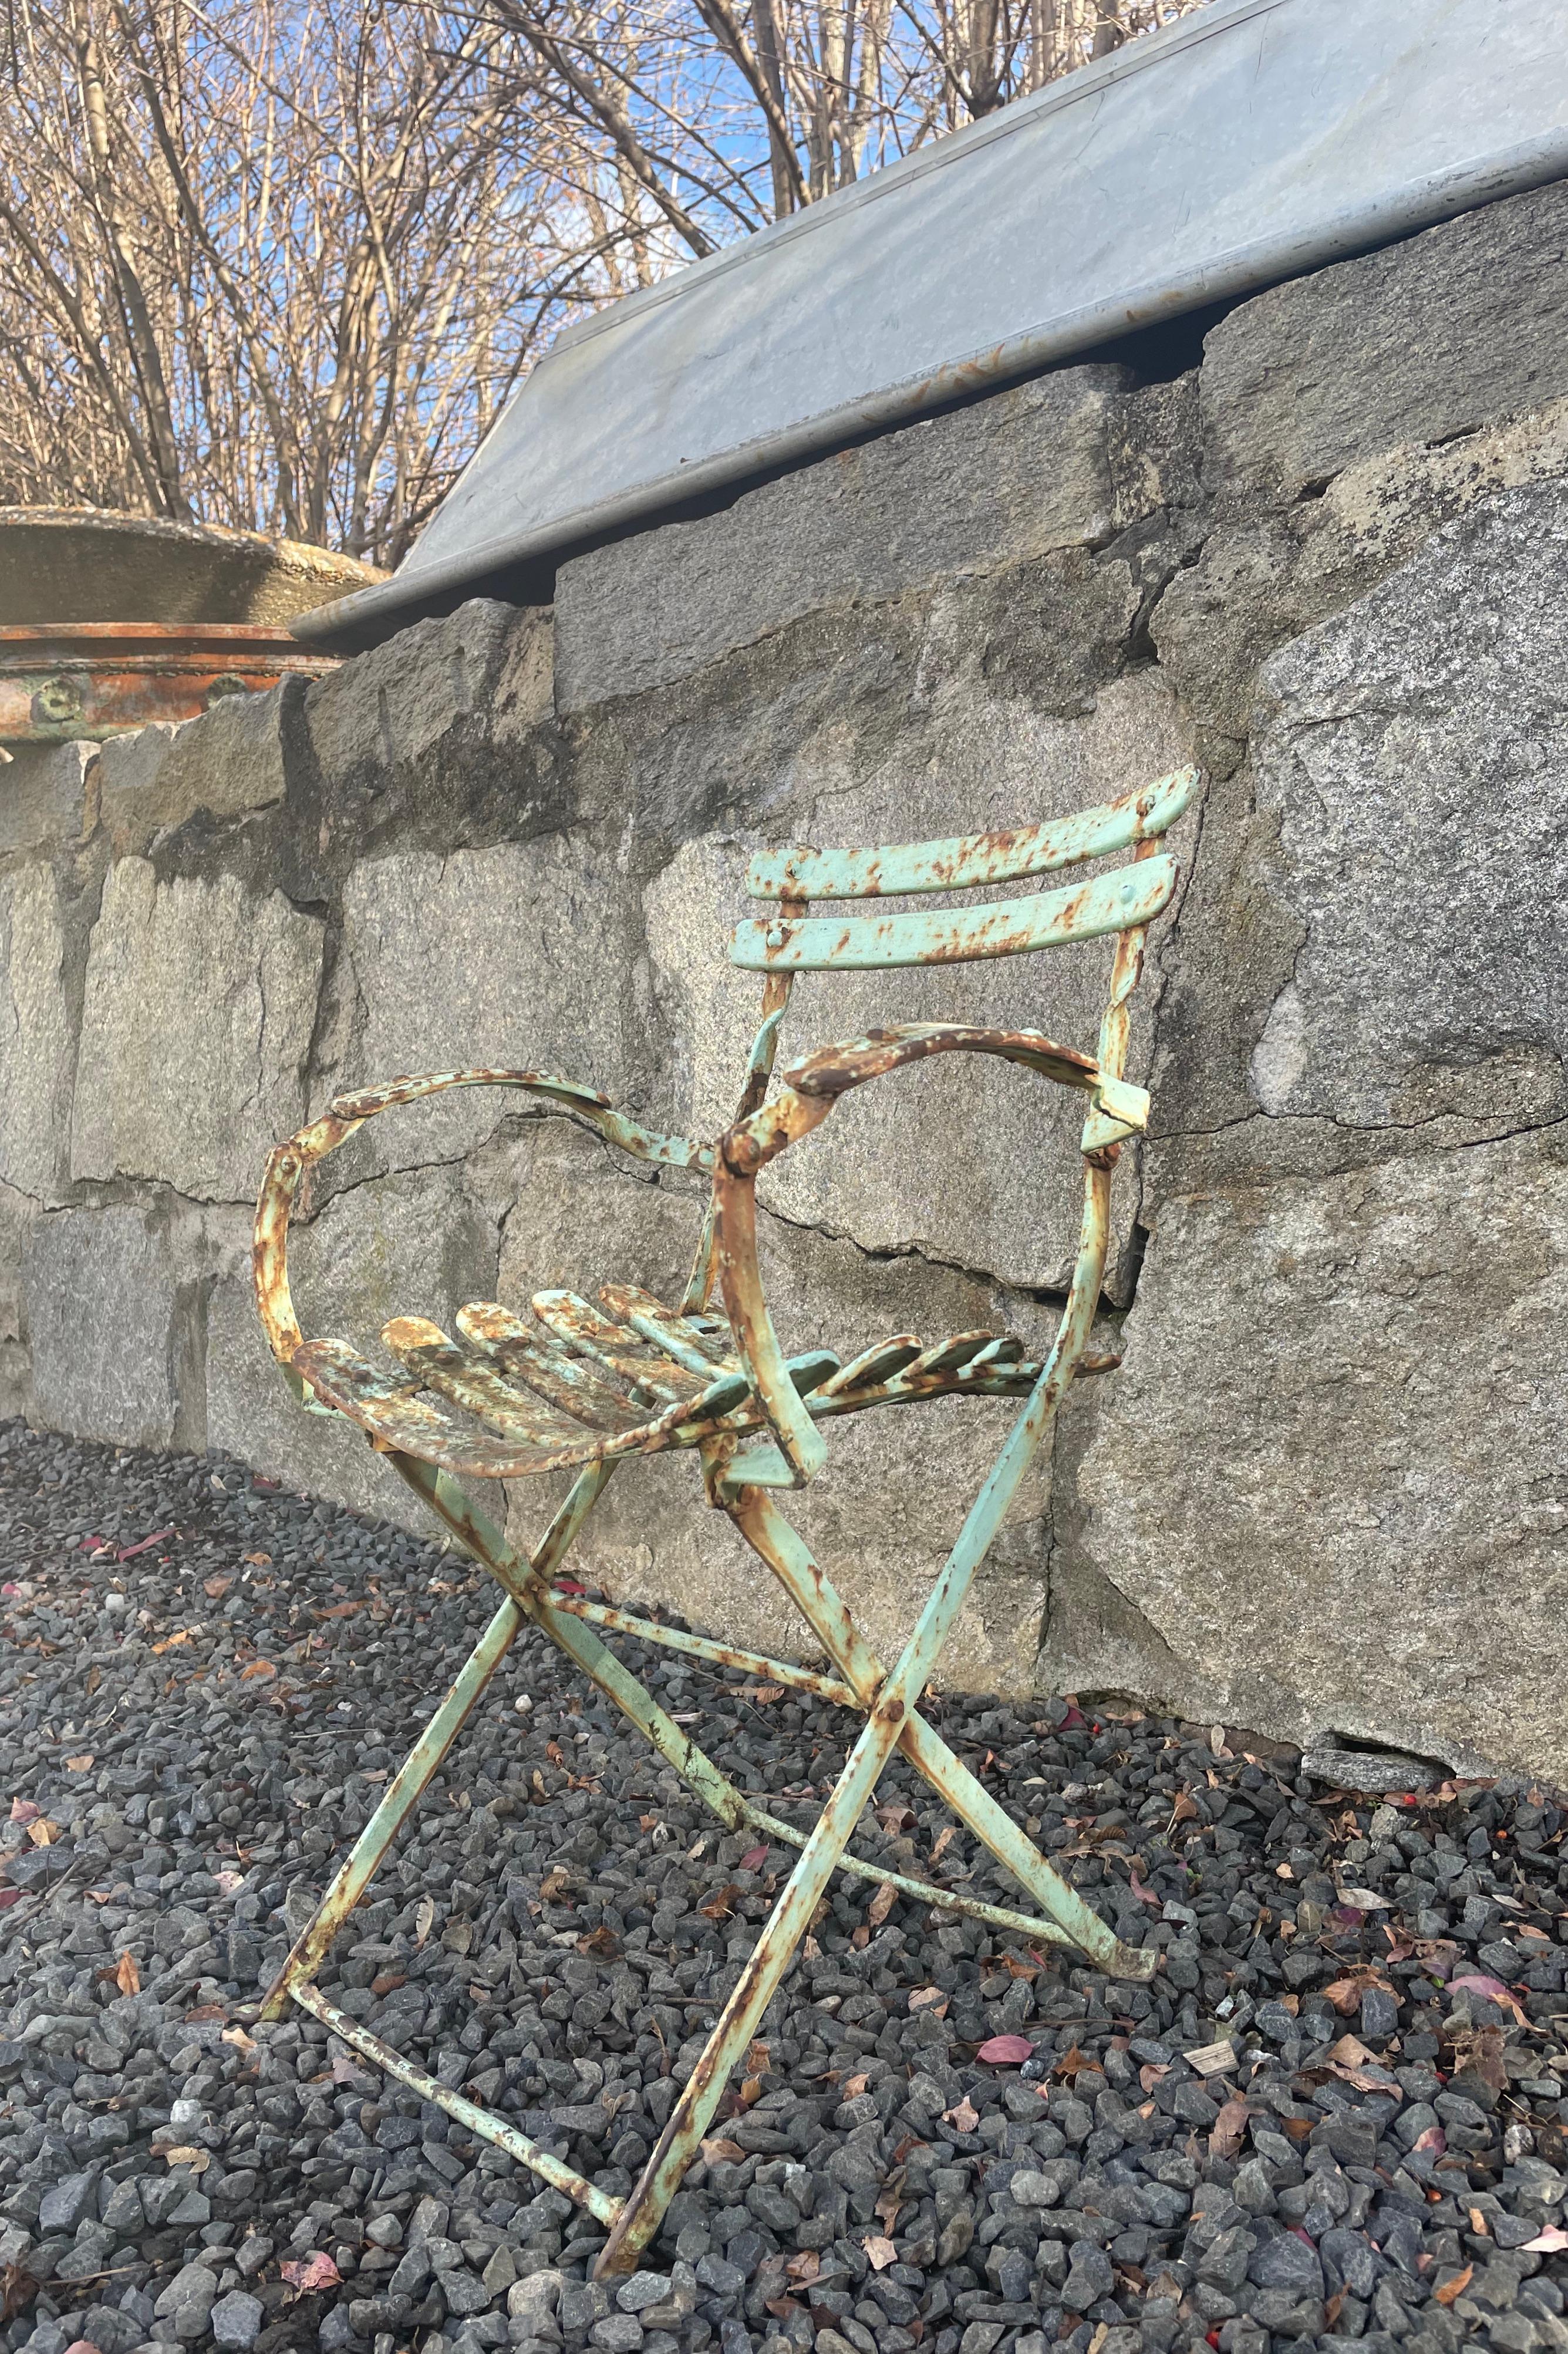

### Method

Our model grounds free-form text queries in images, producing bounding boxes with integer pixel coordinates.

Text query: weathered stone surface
[1062,1130,1568,1779]
[490,1121,1053,1693]
[555,366,1128,710]
[643,670,1192,1296]
[95,681,288,856]
[0,742,90,858]
[336,834,643,1176]
[1247,480,1568,1135]
[0,1182,38,1421]
[25,1204,205,1451]
[1202,177,1568,500]
[0,859,75,1203]
[303,598,552,799]
[71,858,323,1201]
[1151,393,1568,737]
[205,1164,499,1527]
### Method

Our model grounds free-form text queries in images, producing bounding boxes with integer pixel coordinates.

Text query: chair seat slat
[456,1302,649,1431]
[730,854,1176,972]
[745,766,1198,901]
[382,1318,590,1447]
[532,1289,709,1403]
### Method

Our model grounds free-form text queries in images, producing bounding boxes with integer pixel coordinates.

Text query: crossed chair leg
[252,1449,1155,2278]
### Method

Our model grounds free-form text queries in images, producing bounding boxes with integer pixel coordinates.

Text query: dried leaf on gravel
[240,1659,276,1680]
[63,1754,93,1771]
[785,2251,820,2284]
[150,1629,195,1654]
[161,2146,210,2172]
[1522,2228,1568,2254]
[699,1884,740,1920]
[26,1820,60,1846]
[700,2136,744,2163]
[1434,2265,1473,2305]
[867,1880,896,1927]
[281,2252,341,2294]
[908,1985,947,2015]
[739,1843,769,1870]
[930,1826,957,1865]
[1209,2097,1250,2159]
[1333,1885,1389,1911]
[113,1951,140,1995]
[862,2236,897,2271]
[976,2033,1033,2065]
[942,2095,979,2132]
[413,1894,436,1947]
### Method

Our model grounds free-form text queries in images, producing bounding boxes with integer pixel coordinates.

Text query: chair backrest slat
[743,765,1198,903]
[730,852,1177,973]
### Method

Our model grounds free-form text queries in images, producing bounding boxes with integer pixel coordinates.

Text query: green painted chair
[251,760,1199,2272]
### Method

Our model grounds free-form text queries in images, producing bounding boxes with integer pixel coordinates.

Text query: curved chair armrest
[711,1023,1151,1483]
[254,1067,711,1370]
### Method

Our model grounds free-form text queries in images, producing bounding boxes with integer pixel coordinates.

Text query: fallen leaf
[1128,1871,1162,1908]
[785,2251,820,2285]
[862,2236,897,2271]
[1,2261,39,2323]
[240,1659,276,1681]
[1327,2033,1375,2068]
[119,1526,174,1560]
[1522,2226,1568,2255]
[1183,2039,1238,2079]
[1139,2063,1171,2094]
[744,1682,785,1704]
[414,1894,436,1948]
[1334,1886,1390,1913]
[26,1819,61,1846]
[161,2146,211,2173]
[539,1867,571,1903]
[976,2033,1034,2066]
[221,2022,257,2052]
[63,1754,93,1772]
[281,2251,341,2294]
[114,1951,140,1996]
[151,1629,195,1654]
[739,1844,770,1871]
[203,1576,233,1600]
[700,2136,746,2163]
[930,1826,957,1866]
[841,2072,870,2099]
[1433,2265,1473,2305]
[942,2095,980,2133]
[875,1803,916,1835]
[1449,1971,1528,2021]
[1411,2124,1446,2157]
[867,1880,897,1928]
[316,1600,362,1620]
[908,1985,947,2014]
[8,1799,39,1824]
[244,1550,272,1565]
[699,1884,741,1921]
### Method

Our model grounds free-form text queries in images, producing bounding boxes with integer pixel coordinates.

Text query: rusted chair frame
[249,764,1199,2274]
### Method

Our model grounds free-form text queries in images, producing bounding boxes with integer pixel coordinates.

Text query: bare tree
[0,0,1206,562]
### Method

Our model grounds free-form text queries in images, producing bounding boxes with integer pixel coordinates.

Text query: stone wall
[4,179,1566,1778]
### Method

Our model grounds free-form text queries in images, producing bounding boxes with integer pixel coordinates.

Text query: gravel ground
[4,1419,1568,2354]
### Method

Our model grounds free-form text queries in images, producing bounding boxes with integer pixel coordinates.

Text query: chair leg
[726,1486,1155,1984]
[255,1459,615,2022]
[597,1486,1000,2275]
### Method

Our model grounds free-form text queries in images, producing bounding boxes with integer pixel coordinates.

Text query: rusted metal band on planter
[290,1981,624,2225]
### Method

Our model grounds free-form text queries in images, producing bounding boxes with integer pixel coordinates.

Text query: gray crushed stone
[3,1419,1568,2354]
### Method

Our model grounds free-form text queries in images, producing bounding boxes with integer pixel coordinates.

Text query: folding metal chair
[250,760,1199,2274]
